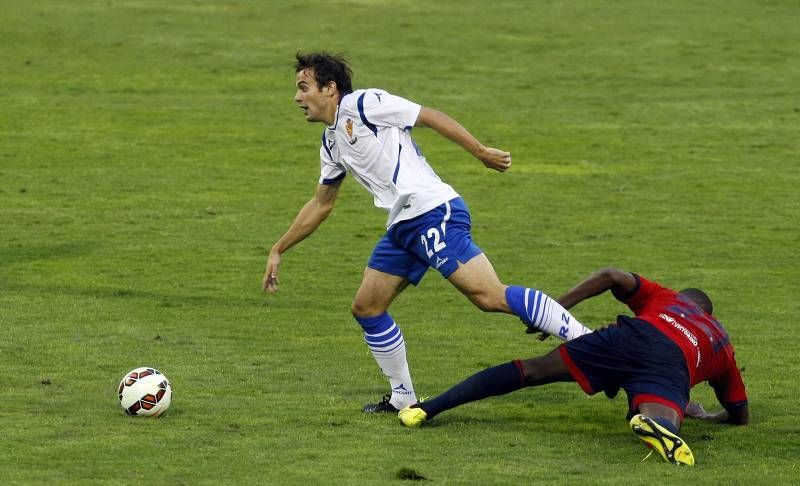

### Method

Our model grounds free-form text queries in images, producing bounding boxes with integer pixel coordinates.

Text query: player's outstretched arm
[692,369,750,425]
[415,107,511,172]
[557,267,638,310]
[527,267,635,340]
[263,181,342,293]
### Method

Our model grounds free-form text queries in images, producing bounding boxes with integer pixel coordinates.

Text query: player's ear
[322,80,337,96]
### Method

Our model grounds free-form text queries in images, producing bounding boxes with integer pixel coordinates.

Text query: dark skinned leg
[638,402,682,432]
[420,347,574,419]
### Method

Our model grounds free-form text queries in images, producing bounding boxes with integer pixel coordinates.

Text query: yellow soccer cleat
[630,414,695,466]
[398,405,428,428]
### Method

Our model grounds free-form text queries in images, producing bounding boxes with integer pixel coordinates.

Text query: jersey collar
[327,91,351,130]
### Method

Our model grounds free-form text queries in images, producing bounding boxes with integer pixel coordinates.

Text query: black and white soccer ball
[118,367,172,417]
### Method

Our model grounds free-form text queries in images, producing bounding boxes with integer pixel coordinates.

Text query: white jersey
[319,88,459,227]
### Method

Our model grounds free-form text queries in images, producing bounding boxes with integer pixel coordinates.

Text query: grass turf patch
[1,0,799,483]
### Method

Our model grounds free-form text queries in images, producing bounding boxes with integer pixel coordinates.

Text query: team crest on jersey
[345,118,358,145]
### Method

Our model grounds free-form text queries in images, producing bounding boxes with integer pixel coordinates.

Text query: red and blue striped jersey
[621,275,748,409]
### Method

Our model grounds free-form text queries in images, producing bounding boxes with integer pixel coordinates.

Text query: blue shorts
[367,197,483,285]
[559,316,690,420]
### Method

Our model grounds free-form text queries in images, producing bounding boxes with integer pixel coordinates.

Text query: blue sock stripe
[364,323,398,341]
[528,290,536,323]
[531,290,544,324]
[355,312,406,354]
[365,335,401,348]
[369,338,405,355]
[523,288,531,320]
[365,327,401,346]
[538,294,553,326]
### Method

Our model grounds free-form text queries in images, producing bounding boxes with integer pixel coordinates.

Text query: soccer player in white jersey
[264,52,593,413]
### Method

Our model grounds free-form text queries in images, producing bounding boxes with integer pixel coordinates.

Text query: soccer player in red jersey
[398,268,749,466]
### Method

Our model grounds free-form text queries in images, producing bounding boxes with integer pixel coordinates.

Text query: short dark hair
[679,288,714,315]
[294,52,353,95]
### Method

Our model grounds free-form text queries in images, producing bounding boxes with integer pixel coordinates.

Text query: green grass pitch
[1,0,799,483]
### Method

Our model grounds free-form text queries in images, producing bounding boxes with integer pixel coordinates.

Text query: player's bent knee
[351,301,369,318]
[519,359,544,385]
[351,300,384,319]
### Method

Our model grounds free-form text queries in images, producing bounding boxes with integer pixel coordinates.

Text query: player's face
[294,68,336,125]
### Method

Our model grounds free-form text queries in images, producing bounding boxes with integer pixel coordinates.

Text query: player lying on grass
[264,52,592,413]
[398,268,749,466]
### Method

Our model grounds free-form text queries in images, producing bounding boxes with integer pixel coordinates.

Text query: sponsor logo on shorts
[435,256,449,269]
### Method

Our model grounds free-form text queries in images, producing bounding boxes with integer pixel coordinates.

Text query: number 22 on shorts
[420,227,446,257]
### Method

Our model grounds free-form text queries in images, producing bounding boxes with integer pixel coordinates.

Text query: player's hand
[525,327,552,341]
[263,250,281,293]
[477,146,511,172]
[685,401,707,419]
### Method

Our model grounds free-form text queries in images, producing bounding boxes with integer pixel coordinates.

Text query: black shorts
[559,316,690,420]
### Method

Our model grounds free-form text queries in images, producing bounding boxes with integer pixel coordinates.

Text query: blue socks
[356,313,417,408]
[358,313,404,355]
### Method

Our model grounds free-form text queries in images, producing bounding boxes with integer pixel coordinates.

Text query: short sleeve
[619,274,662,314]
[319,132,345,185]
[357,89,421,130]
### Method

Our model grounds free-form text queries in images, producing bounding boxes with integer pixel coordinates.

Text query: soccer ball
[118,367,172,417]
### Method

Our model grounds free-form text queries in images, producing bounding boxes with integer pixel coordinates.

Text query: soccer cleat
[398,405,427,427]
[630,414,695,466]
[362,394,399,414]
